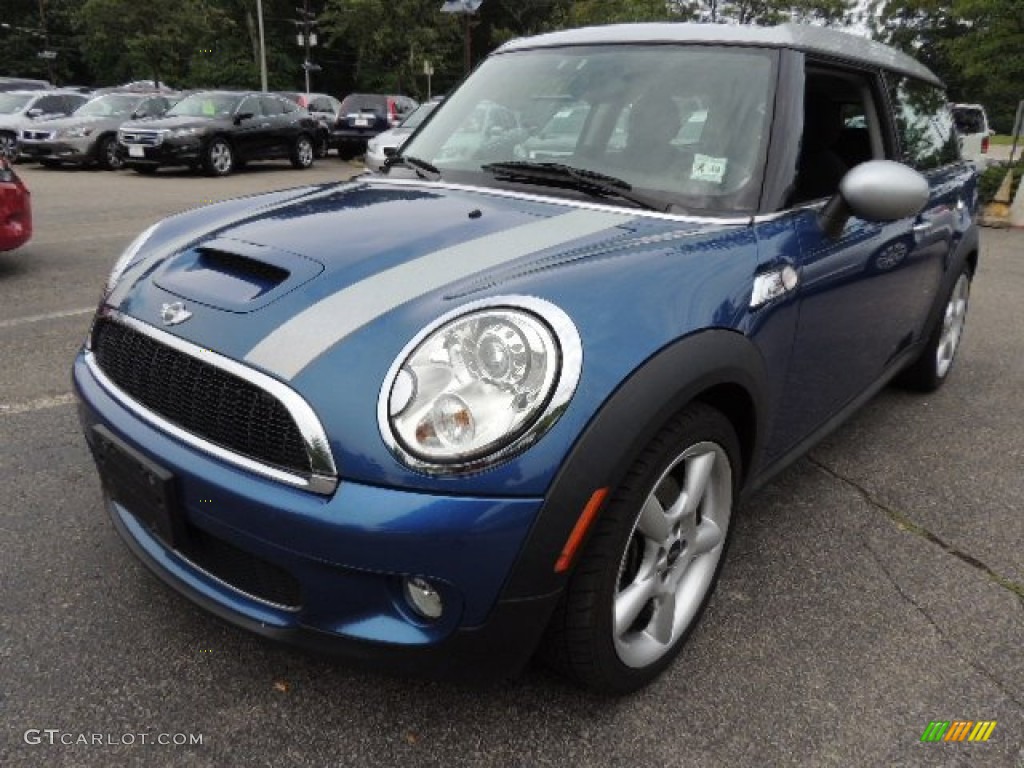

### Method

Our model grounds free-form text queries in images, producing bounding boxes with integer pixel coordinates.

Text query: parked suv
[330,93,417,159]
[18,91,173,170]
[117,91,319,176]
[0,90,90,159]
[75,24,978,694]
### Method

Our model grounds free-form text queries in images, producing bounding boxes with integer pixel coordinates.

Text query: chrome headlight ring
[103,222,160,299]
[377,296,583,476]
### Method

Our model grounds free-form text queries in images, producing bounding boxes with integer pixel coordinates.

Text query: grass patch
[978,161,1023,203]
[990,134,1021,146]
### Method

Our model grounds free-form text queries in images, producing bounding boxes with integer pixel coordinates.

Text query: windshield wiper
[391,154,442,181]
[480,161,677,213]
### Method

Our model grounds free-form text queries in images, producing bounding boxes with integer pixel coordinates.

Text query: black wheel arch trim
[502,328,769,601]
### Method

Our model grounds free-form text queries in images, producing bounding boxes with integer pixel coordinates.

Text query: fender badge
[161,302,192,326]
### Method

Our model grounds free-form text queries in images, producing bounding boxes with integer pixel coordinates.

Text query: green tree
[321,0,464,98]
[77,0,232,86]
[869,0,1023,132]
[949,0,1024,132]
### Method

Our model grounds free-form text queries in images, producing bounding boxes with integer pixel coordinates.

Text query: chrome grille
[21,129,54,141]
[119,130,163,146]
[91,317,322,484]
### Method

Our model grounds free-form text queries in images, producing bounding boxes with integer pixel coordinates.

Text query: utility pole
[37,0,55,83]
[440,1,483,76]
[256,0,268,91]
[294,2,319,94]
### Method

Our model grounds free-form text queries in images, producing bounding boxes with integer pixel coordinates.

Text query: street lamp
[440,1,483,76]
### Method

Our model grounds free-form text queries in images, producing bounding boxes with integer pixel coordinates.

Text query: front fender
[502,328,768,601]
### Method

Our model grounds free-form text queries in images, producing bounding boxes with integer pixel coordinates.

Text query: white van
[950,103,992,165]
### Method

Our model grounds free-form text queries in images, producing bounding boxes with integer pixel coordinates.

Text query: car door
[232,95,267,159]
[260,96,294,155]
[767,63,953,458]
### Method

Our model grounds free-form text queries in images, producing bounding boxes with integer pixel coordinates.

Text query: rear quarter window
[886,75,960,171]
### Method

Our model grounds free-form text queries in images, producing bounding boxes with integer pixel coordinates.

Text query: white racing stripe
[245,208,632,380]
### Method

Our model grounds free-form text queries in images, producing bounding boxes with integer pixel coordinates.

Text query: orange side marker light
[554,487,609,573]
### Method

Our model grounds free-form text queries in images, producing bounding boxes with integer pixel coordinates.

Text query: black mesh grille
[180,523,302,609]
[92,318,310,476]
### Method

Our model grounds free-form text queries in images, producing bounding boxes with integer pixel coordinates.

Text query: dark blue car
[74,23,978,693]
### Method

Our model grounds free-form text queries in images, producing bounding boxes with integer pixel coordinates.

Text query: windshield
[166,93,241,118]
[400,45,776,214]
[76,94,142,117]
[0,93,34,114]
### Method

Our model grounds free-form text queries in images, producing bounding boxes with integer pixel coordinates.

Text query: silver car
[364,99,441,172]
[0,90,89,159]
[18,92,172,170]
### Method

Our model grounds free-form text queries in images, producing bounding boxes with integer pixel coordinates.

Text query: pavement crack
[857,533,1024,710]
[807,455,1024,708]
[807,455,1024,605]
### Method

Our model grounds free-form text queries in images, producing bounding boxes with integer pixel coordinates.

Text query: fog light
[404,576,443,620]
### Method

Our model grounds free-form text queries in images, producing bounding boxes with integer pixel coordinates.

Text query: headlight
[167,127,200,138]
[103,222,160,299]
[379,297,582,473]
[60,125,94,139]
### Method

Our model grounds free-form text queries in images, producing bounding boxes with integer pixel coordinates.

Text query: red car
[0,157,31,251]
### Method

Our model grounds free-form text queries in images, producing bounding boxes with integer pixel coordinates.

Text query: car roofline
[495,22,943,88]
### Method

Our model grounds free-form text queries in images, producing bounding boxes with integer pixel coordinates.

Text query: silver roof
[497,23,942,87]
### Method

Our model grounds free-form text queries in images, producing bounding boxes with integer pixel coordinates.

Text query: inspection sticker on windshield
[690,154,728,183]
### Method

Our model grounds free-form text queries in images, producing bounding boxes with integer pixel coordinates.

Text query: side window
[34,95,64,114]
[793,68,885,203]
[238,96,262,118]
[885,74,960,171]
[260,96,285,116]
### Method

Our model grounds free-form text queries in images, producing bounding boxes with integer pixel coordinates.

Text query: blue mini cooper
[74,23,978,693]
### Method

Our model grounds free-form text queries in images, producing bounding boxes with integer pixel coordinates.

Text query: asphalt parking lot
[1,161,1021,767]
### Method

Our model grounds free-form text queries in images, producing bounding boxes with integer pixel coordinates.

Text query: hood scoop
[154,237,324,313]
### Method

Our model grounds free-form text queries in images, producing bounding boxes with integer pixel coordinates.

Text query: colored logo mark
[920,720,997,742]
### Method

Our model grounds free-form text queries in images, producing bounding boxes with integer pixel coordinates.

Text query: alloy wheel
[613,441,732,668]
[936,273,970,379]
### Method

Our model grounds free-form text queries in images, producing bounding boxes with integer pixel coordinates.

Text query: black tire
[97,135,124,171]
[290,134,315,169]
[337,147,357,161]
[203,138,234,176]
[131,164,158,175]
[315,133,329,159]
[895,266,972,392]
[542,402,740,694]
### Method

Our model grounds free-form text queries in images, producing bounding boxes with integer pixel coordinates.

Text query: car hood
[110,179,713,374]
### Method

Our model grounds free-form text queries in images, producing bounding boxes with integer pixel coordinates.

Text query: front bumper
[120,137,202,168]
[73,350,558,679]
[19,136,96,163]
